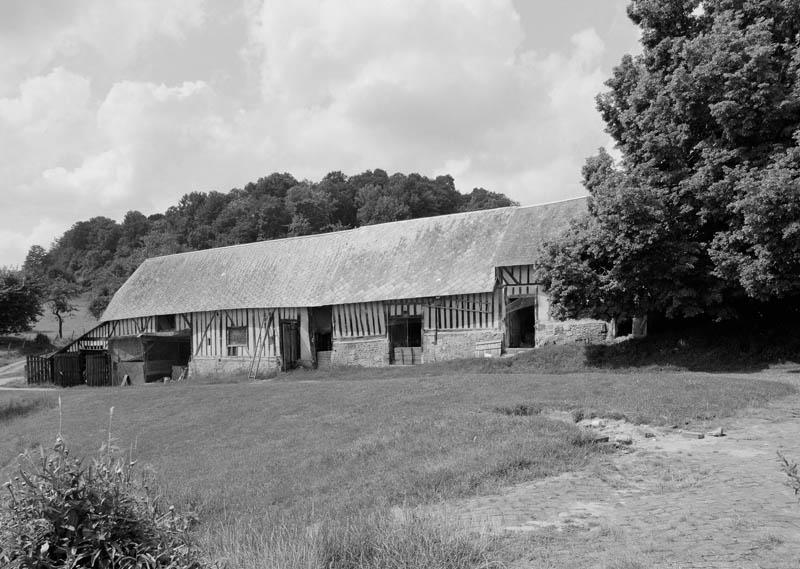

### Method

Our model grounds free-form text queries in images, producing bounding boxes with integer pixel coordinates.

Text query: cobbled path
[447,369,800,568]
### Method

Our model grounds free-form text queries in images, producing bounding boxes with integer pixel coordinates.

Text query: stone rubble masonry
[189,318,610,376]
[535,319,608,346]
[189,355,279,380]
[422,329,504,363]
[331,336,390,367]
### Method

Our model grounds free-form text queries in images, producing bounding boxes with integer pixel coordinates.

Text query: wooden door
[85,353,113,386]
[53,353,83,387]
[280,320,300,371]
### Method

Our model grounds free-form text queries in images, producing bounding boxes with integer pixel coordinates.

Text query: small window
[156,314,176,332]
[227,326,248,347]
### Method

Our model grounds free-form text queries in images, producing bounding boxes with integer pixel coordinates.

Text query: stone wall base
[189,356,279,381]
[422,329,503,363]
[331,337,390,367]
[535,320,608,346]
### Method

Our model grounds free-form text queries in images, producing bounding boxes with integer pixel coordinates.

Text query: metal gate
[280,320,300,371]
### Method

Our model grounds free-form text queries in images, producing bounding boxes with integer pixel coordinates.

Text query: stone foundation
[422,329,504,363]
[189,356,279,380]
[331,337,390,367]
[535,319,608,346]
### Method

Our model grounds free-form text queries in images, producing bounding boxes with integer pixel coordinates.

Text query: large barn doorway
[506,296,537,348]
[280,320,301,371]
[108,333,191,384]
[388,315,423,364]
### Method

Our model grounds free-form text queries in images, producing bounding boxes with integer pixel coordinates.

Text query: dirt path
[448,370,800,568]
[0,359,26,386]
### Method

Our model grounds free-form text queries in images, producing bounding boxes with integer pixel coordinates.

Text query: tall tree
[539,0,800,322]
[0,268,41,335]
[45,278,80,339]
[23,246,80,339]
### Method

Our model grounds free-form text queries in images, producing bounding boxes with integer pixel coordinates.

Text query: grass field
[0,368,794,568]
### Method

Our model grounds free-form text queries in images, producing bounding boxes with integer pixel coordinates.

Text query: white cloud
[0,0,207,81]
[0,68,95,194]
[41,149,134,205]
[0,218,72,270]
[0,67,91,128]
[244,1,606,202]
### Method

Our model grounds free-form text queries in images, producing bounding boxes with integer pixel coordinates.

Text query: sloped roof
[101,197,587,321]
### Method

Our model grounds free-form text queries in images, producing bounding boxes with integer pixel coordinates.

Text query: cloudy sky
[0,0,640,267]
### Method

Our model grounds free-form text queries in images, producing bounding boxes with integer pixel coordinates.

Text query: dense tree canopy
[539,0,800,323]
[31,170,517,319]
[0,268,41,335]
[23,246,81,338]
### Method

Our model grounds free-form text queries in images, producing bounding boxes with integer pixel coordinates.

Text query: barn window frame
[156,314,176,332]
[227,326,248,347]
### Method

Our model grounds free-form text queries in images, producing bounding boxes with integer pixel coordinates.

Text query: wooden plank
[195,312,217,356]
[369,303,377,335]
[362,304,370,336]
[347,304,356,337]
[377,303,386,336]
[348,304,357,337]
[339,305,348,337]
[332,306,339,338]
[218,310,224,355]
[348,304,361,338]
[361,303,369,336]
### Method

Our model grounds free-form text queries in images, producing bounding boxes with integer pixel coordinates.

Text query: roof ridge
[144,198,589,262]
[517,195,588,208]
[143,206,508,261]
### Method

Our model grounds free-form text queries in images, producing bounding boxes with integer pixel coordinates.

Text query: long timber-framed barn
[56,197,609,384]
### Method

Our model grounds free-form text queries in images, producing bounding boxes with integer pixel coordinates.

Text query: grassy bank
[0,369,794,567]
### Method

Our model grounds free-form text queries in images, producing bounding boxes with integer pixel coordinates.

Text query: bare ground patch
[444,369,800,568]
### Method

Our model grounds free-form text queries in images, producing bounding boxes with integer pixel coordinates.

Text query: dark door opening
[312,306,333,368]
[280,320,301,371]
[389,316,422,347]
[312,306,333,351]
[507,297,537,348]
[389,316,423,364]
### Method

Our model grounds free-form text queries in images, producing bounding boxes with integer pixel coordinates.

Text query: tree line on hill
[1,170,515,336]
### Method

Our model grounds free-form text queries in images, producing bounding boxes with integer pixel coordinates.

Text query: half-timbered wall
[498,264,538,296]
[65,314,192,353]
[425,292,500,330]
[333,302,386,339]
[191,307,300,358]
[332,292,501,342]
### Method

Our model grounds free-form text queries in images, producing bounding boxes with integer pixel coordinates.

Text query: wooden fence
[26,355,53,385]
[27,352,113,387]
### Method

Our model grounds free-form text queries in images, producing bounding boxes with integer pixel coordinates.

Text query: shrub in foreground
[0,434,205,568]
